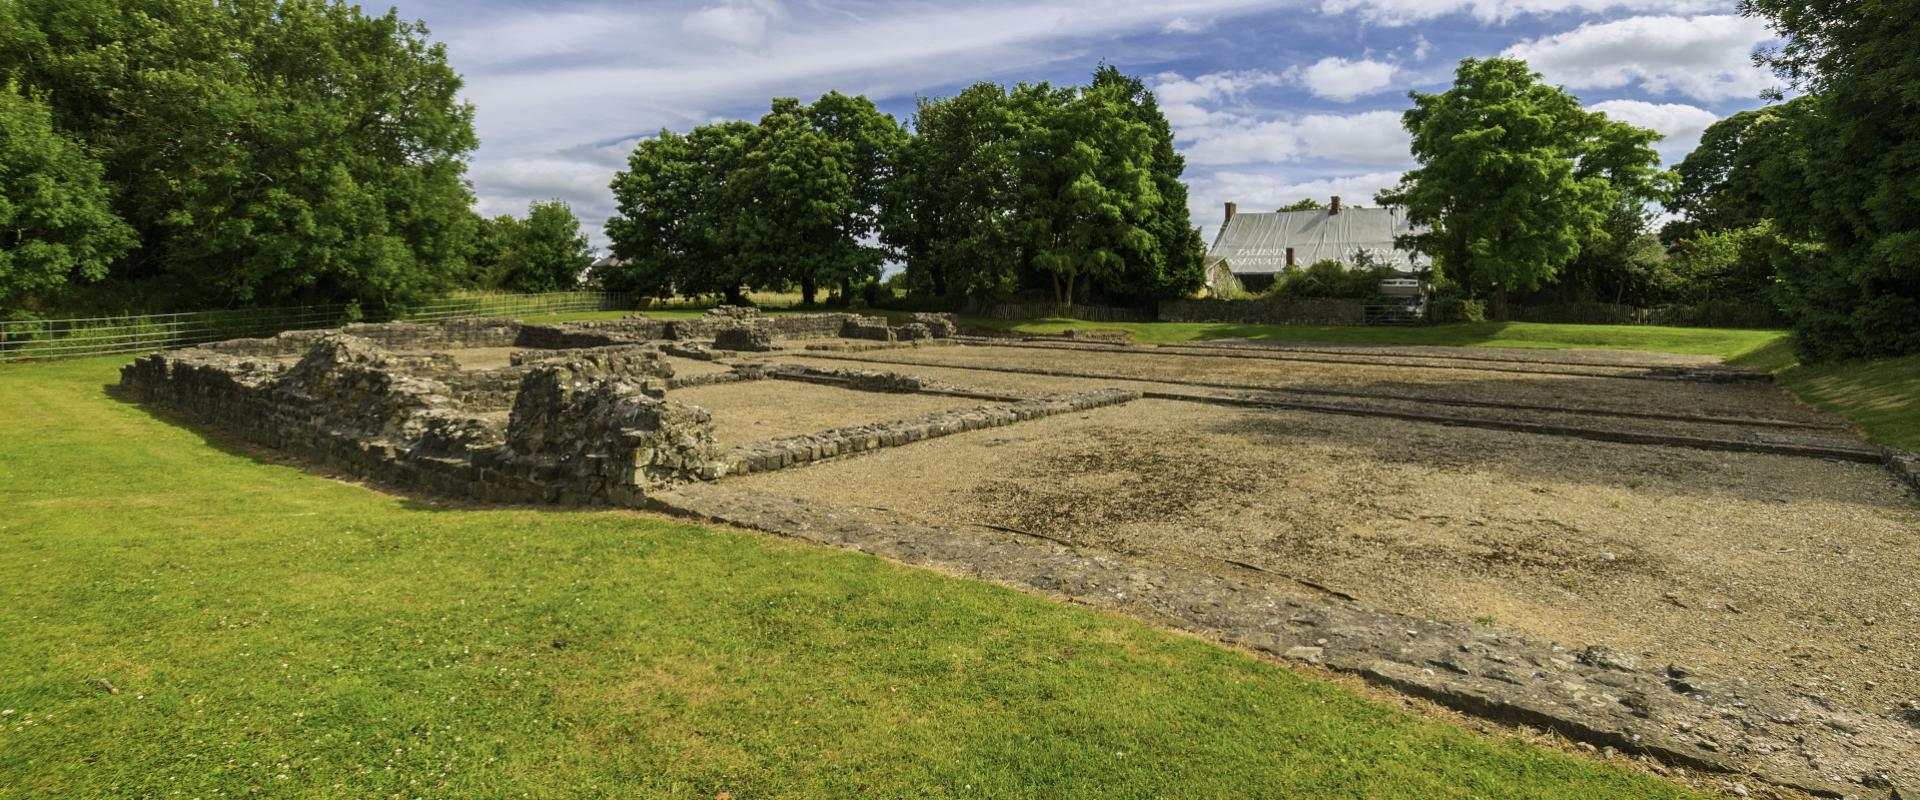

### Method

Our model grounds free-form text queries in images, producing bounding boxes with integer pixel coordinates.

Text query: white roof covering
[1207,207,1425,274]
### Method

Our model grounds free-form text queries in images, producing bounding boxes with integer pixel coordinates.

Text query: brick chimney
[1285,247,1296,268]
[1224,201,1237,224]
[1330,196,1341,215]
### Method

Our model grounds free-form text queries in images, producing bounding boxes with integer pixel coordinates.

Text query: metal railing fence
[0,290,630,362]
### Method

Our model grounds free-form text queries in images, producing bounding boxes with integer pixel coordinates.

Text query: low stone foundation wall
[120,328,722,505]
[724,389,1138,476]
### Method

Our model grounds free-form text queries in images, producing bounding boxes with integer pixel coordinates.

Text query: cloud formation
[1297,57,1399,102]
[1503,15,1777,102]
[1588,99,1721,164]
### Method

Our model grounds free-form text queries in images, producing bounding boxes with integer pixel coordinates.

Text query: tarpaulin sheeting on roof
[1206,208,1424,274]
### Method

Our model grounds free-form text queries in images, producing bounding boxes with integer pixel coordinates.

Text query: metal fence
[0,291,631,362]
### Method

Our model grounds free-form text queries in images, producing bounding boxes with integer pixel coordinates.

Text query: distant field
[0,356,1707,798]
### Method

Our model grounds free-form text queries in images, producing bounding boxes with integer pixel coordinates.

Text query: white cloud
[1319,0,1725,26]
[1162,16,1206,33]
[1587,99,1719,164]
[682,5,774,48]
[1503,15,1777,102]
[1178,110,1411,166]
[1152,70,1286,127]
[1184,122,1303,165]
[1297,57,1399,102]
[1297,111,1412,163]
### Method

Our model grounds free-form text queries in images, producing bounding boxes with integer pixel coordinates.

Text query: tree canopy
[884,68,1204,308]
[472,201,593,294]
[1378,58,1669,319]
[0,86,135,312]
[0,0,478,312]
[1736,0,1920,360]
[605,94,904,306]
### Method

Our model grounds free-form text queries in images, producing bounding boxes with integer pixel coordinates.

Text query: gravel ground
[670,379,973,446]
[774,345,1832,425]
[723,393,1920,718]
[442,346,519,370]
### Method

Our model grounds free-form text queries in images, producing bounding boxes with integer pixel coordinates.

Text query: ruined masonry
[117,309,1015,506]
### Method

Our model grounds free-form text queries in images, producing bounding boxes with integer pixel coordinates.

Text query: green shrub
[1429,297,1486,324]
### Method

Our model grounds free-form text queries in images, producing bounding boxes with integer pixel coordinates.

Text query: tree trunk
[724,285,746,306]
[931,265,947,297]
[801,276,817,306]
[1064,273,1076,313]
[1490,287,1509,322]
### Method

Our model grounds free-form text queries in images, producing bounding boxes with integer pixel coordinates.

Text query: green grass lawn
[0,356,1704,799]
[1730,339,1920,450]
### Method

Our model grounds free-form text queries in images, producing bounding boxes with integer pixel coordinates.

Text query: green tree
[734,98,863,304]
[1378,58,1666,319]
[884,83,1024,300]
[1088,66,1206,301]
[0,86,135,312]
[485,201,592,293]
[1663,99,1815,244]
[1731,0,1918,359]
[806,92,908,301]
[1277,198,1328,212]
[1657,100,1815,312]
[606,122,759,304]
[0,0,478,310]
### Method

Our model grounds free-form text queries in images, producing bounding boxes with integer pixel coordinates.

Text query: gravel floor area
[670,380,974,446]
[778,345,1832,425]
[726,396,1920,718]
[442,346,519,370]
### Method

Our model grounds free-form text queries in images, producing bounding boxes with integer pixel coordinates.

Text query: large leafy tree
[1736,0,1920,359]
[886,67,1198,307]
[606,122,759,304]
[480,201,592,294]
[0,86,135,312]
[0,0,478,311]
[608,94,902,306]
[734,98,864,304]
[1378,58,1667,319]
[1088,65,1206,301]
[1658,99,1818,311]
[883,83,1024,300]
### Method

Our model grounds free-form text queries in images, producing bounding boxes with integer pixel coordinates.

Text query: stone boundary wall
[666,313,853,342]
[666,365,768,391]
[724,389,1138,477]
[1158,297,1368,325]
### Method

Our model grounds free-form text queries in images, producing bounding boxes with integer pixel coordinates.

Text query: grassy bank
[0,356,1704,798]
[1732,340,1920,450]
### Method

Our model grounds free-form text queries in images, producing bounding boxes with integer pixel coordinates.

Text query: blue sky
[386,0,1782,248]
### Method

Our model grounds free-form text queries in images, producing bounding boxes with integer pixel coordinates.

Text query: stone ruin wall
[119,309,967,507]
[121,324,725,506]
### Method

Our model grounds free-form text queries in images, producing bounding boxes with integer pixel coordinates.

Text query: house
[1203,196,1426,294]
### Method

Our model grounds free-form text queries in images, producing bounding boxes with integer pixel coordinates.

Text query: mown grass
[1732,339,1920,450]
[961,317,1787,360]
[0,356,1705,799]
